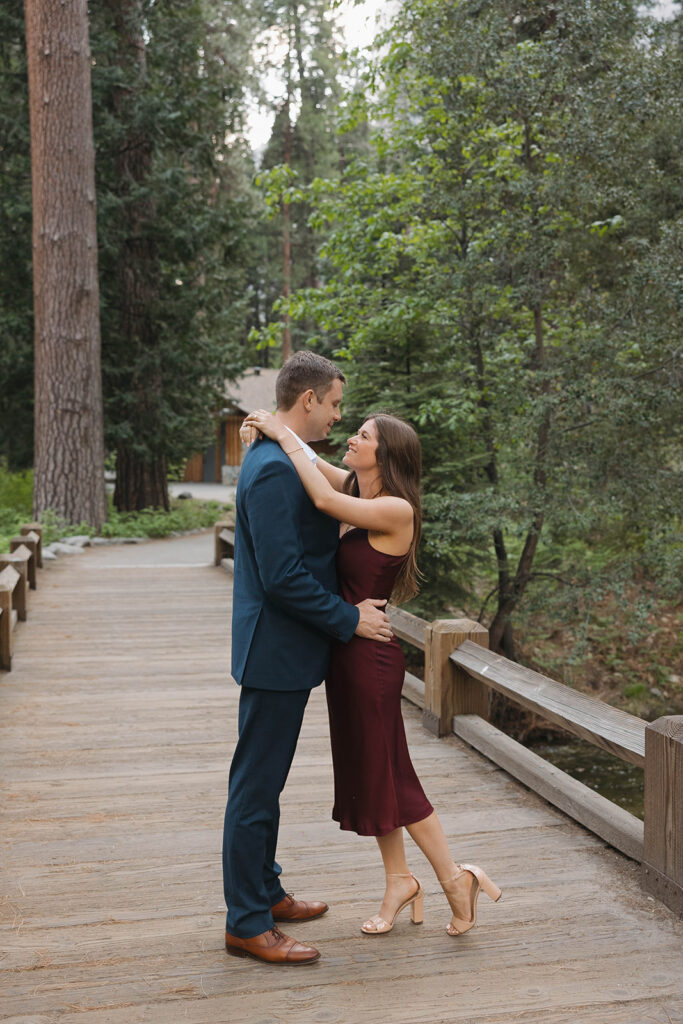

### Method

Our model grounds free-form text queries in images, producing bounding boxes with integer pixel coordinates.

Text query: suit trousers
[222,685,311,937]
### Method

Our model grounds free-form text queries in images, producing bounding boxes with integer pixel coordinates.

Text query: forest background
[0,0,681,730]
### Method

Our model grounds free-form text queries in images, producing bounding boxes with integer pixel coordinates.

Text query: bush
[99,499,229,538]
[0,461,33,550]
[0,463,231,548]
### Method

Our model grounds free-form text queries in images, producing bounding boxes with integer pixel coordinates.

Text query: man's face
[306,378,343,441]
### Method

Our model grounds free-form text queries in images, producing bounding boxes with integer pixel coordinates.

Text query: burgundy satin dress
[325,528,434,836]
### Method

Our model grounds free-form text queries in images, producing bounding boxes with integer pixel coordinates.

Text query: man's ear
[301,388,316,412]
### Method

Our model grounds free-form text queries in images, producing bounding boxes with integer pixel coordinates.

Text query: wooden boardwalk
[1,534,682,1024]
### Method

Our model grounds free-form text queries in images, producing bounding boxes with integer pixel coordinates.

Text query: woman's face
[343,419,379,473]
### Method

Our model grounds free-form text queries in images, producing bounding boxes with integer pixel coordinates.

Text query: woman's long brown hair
[342,412,423,603]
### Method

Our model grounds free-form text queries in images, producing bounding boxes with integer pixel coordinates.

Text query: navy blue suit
[223,437,359,937]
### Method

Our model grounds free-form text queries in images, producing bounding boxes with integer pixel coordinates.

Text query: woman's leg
[364,828,422,927]
[405,811,472,921]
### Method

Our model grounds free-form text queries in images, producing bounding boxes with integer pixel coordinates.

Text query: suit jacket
[231,436,359,691]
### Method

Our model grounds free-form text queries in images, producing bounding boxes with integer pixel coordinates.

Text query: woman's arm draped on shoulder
[314,455,349,492]
[244,410,413,534]
[241,413,348,493]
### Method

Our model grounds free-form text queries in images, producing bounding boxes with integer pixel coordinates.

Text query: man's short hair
[275,351,346,410]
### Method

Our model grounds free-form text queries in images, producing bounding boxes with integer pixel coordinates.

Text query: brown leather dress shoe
[225,925,320,965]
[271,892,329,922]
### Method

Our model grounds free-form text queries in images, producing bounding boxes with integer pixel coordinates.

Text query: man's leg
[222,685,310,938]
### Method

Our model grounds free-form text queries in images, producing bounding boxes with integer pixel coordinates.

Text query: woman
[242,408,501,937]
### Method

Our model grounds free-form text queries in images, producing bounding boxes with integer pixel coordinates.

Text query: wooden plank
[642,715,683,915]
[183,452,203,482]
[1,541,682,1024]
[451,640,646,766]
[401,670,424,708]
[21,520,43,568]
[214,418,221,483]
[10,531,37,589]
[224,414,243,467]
[452,713,644,862]
[212,520,233,565]
[0,563,20,669]
[425,619,489,736]
[0,545,30,621]
[387,604,427,651]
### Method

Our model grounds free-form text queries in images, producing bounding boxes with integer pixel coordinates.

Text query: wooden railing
[388,607,683,918]
[213,519,235,572]
[0,523,43,671]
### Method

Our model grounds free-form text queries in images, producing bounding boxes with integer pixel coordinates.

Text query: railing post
[214,520,234,567]
[11,532,38,589]
[21,522,43,568]
[642,715,683,916]
[0,565,20,671]
[423,618,489,737]
[0,547,29,621]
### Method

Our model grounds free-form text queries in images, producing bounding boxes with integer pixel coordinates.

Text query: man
[222,351,392,966]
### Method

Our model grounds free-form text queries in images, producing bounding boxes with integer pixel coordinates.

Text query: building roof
[224,367,279,415]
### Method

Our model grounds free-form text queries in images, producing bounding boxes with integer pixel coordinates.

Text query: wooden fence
[387,606,683,919]
[211,516,682,918]
[0,523,43,671]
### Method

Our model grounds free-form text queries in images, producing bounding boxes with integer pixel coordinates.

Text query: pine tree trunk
[25,0,106,527]
[105,0,168,511]
[114,446,169,512]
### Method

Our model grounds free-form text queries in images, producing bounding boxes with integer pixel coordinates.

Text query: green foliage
[0,460,33,549]
[0,457,230,547]
[0,1,260,476]
[97,498,230,538]
[0,460,32,514]
[91,0,257,467]
[250,0,370,356]
[256,0,682,651]
[0,1,33,469]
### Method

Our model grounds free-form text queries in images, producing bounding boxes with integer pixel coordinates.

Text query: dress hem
[332,804,434,838]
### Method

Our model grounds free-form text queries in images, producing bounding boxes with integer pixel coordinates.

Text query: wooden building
[183,368,279,484]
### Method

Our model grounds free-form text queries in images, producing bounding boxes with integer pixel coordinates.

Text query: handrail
[450,640,645,766]
[387,606,426,651]
[388,606,682,918]
[0,524,42,672]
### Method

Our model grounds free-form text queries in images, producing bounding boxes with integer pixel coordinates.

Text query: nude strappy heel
[361,872,424,934]
[438,863,501,936]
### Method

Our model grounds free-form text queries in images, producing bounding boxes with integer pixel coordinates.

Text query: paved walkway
[1,535,682,1023]
[168,481,236,504]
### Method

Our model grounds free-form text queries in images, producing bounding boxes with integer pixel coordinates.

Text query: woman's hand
[239,419,258,447]
[243,409,288,446]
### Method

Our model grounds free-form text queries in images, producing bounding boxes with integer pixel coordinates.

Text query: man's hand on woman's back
[355,599,392,643]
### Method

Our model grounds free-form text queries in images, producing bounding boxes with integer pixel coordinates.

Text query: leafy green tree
[253,0,366,361]
[0,1,33,471]
[266,0,682,656]
[91,0,255,510]
[0,0,258,505]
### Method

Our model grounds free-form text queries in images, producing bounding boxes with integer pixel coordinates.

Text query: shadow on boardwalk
[1,533,682,1023]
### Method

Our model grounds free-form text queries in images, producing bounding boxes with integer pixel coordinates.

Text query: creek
[530,738,644,820]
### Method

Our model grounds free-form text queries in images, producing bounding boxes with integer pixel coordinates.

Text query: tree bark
[106,0,168,510]
[114,446,168,513]
[25,0,106,527]
[489,302,551,653]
